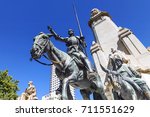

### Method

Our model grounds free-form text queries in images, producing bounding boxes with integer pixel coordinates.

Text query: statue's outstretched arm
[47,26,67,43]
[100,64,118,75]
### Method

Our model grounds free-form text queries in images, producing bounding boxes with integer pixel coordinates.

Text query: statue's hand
[80,36,85,40]
[47,26,57,37]
[47,26,53,32]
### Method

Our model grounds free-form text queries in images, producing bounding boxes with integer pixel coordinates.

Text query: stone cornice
[88,11,111,27]
[118,28,132,39]
[90,43,102,54]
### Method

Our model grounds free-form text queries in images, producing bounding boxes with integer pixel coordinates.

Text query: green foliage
[0,70,19,100]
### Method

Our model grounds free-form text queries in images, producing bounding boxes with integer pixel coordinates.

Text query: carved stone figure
[18,81,38,100]
[30,32,107,100]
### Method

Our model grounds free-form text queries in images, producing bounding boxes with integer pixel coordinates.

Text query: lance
[73,1,88,56]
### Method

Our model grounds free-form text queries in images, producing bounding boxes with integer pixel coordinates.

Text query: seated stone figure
[18,81,38,100]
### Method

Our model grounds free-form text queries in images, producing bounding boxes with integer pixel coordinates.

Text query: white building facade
[42,65,75,100]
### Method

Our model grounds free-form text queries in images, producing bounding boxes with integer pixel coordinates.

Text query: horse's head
[30,32,52,59]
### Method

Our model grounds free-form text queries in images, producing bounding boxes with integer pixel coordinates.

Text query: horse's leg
[93,92,104,100]
[67,85,73,100]
[61,78,70,100]
[61,71,77,100]
[80,89,91,100]
[91,73,107,100]
[61,60,79,100]
[96,84,107,100]
[56,80,62,95]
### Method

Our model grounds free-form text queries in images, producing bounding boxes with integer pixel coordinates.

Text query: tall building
[42,65,75,100]
[89,8,150,99]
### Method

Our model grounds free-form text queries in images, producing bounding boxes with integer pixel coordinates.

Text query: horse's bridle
[32,37,66,66]
[34,38,49,55]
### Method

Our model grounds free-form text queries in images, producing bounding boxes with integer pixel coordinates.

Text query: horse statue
[100,59,149,100]
[30,32,107,100]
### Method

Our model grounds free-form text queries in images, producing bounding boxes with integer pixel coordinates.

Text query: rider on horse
[47,26,96,96]
[48,26,94,73]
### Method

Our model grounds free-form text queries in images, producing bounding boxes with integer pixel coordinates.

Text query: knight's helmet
[68,29,74,36]
[109,56,123,70]
[39,32,44,35]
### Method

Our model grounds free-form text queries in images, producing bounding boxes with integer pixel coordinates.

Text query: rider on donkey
[109,57,150,99]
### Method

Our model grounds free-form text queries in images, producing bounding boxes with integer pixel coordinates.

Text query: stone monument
[89,8,150,99]
[18,81,38,100]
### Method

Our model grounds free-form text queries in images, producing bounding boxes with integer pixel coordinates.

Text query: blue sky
[0,0,150,99]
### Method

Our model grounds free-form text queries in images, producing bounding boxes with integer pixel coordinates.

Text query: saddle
[73,57,84,67]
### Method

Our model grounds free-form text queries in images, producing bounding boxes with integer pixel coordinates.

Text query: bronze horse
[30,32,107,100]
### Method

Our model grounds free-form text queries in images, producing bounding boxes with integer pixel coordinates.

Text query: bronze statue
[101,57,150,100]
[48,26,94,73]
[30,32,107,100]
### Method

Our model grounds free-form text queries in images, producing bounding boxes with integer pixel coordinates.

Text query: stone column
[90,42,107,83]
[118,28,140,56]
[90,42,113,99]
[119,28,150,69]
[88,8,119,58]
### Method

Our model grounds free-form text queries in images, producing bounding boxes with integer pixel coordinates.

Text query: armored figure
[48,26,93,73]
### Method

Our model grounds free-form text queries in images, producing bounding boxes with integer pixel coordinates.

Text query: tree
[0,70,19,100]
